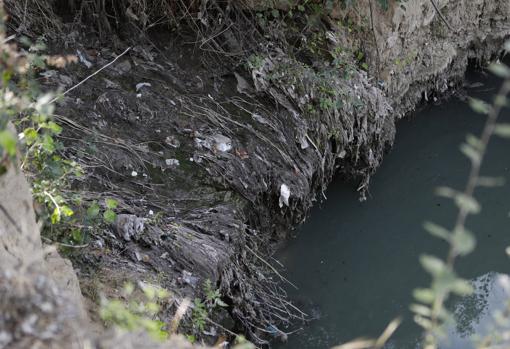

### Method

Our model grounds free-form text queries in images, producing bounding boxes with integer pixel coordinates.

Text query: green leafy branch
[412,42,510,349]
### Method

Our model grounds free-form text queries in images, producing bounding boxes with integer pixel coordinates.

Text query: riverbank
[2,0,509,346]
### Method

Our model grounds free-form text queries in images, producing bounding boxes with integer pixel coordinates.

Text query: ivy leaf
[42,134,55,153]
[105,198,118,209]
[23,128,38,145]
[104,209,117,224]
[61,205,74,217]
[47,121,63,134]
[86,201,100,218]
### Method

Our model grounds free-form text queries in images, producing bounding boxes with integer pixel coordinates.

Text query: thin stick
[245,246,298,290]
[49,46,131,104]
[429,0,455,32]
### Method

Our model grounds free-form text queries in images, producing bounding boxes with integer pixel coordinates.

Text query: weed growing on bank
[0,7,122,248]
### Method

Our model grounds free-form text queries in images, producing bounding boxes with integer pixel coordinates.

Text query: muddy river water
[274,68,510,349]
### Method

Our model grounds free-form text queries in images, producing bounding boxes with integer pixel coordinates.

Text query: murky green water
[275,69,510,349]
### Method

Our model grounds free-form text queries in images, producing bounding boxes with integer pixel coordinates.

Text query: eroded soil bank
[1,0,509,347]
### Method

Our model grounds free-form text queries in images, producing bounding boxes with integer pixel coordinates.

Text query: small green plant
[100,282,170,341]
[191,279,227,332]
[246,54,265,71]
[0,7,88,247]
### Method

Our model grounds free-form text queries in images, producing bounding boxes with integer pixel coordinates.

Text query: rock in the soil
[114,214,145,241]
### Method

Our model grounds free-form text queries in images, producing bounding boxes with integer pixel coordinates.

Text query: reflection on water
[274,68,510,349]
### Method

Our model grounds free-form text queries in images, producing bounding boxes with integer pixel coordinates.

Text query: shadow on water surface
[274,67,510,349]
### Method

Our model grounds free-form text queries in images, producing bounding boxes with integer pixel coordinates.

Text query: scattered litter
[203,327,218,337]
[135,82,152,91]
[131,171,137,177]
[148,210,154,215]
[136,93,142,98]
[165,158,180,167]
[76,50,93,68]
[40,70,57,79]
[298,135,309,150]
[195,134,232,153]
[338,150,347,159]
[212,134,232,152]
[279,184,290,208]
[114,214,145,241]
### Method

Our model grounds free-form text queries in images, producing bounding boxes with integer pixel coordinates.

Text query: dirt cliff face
[1,0,509,346]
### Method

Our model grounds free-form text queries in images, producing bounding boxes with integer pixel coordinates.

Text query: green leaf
[488,62,510,79]
[47,121,63,134]
[423,221,451,241]
[104,209,117,224]
[410,303,432,317]
[72,229,83,243]
[477,176,505,187]
[494,123,510,138]
[494,95,508,107]
[466,134,482,151]
[451,278,473,296]
[87,201,100,218]
[460,143,481,163]
[23,128,38,145]
[216,299,228,307]
[454,194,481,214]
[51,207,60,224]
[61,205,74,217]
[105,198,118,209]
[420,255,446,276]
[468,98,491,114]
[435,186,457,199]
[42,134,55,153]
[0,130,17,157]
[413,288,435,304]
[451,228,476,256]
